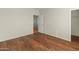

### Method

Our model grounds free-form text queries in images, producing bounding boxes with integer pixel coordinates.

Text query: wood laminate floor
[0,33,79,51]
[71,35,79,44]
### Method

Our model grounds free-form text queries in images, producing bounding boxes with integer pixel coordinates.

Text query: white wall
[0,8,74,42]
[71,10,79,36]
[39,8,71,41]
[0,8,39,42]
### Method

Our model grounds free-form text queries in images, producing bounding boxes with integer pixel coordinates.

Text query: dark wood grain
[0,33,79,51]
[71,35,79,44]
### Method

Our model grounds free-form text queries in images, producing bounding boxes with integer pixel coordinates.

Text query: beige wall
[0,8,39,42]
[39,8,71,41]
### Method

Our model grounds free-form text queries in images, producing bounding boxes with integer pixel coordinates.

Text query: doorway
[71,10,79,43]
[33,15,38,34]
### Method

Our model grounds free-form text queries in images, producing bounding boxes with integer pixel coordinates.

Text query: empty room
[0,8,79,51]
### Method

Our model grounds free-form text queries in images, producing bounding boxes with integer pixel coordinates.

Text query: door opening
[33,15,38,34]
[71,10,79,43]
